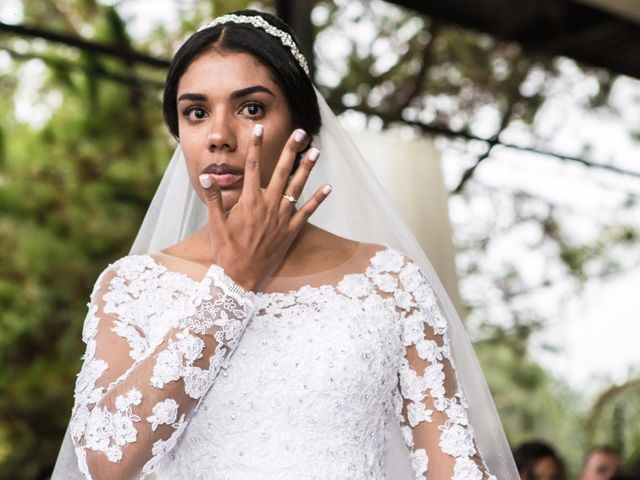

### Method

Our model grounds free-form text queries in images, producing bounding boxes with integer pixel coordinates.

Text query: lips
[212,173,243,187]
[202,163,244,188]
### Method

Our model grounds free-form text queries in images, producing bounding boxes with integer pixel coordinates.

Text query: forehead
[177,50,281,94]
[587,452,620,467]
[592,452,619,461]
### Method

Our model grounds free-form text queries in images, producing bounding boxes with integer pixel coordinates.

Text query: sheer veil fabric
[51,86,519,478]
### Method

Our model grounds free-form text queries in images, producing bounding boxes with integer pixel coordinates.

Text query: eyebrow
[177,93,207,102]
[231,85,276,99]
[177,85,276,103]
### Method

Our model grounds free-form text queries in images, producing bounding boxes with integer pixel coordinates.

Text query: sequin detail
[68,247,495,479]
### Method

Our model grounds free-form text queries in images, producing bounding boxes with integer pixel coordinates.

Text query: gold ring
[282,194,298,203]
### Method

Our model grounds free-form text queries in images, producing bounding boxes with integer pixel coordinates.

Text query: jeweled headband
[197,14,310,75]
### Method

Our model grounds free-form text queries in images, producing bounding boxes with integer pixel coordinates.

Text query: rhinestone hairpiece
[197,14,310,75]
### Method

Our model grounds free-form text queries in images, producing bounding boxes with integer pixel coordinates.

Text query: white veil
[51,85,518,479]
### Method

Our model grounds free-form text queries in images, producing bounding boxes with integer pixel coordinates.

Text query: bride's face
[176,50,295,211]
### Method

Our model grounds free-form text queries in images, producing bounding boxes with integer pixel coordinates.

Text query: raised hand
[198,124,331,292]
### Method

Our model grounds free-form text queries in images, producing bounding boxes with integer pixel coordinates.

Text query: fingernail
[308,148,320,162]
[322,184,332,195]
[294,129,306,143]
[254,124,263,137]
[199,174,212,189]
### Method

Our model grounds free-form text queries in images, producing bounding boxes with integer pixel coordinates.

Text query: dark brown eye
[182,106,207,122]
[192,108,206,119]
[242,102,264,117]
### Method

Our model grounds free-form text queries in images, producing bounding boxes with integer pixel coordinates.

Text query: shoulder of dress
[361,246,433,305]
[105,254,165,277]
[89,254,166,293]
[366,245,414,274]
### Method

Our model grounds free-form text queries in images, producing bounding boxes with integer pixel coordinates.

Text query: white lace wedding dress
[68,241,496,480]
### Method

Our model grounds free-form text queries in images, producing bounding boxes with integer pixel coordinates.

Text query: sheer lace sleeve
[69,258,256,480]
[370,248,496,480]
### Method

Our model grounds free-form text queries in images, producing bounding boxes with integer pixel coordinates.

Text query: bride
[51,9,519,480]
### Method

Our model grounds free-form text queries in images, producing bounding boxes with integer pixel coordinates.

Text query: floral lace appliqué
[69,257,257,480]
[365,248,496,480]
[68,248,497,480]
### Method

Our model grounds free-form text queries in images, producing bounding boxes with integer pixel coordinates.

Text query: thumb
[199,174,225,223]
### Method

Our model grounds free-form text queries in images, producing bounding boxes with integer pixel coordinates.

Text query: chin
[221,191,241,211]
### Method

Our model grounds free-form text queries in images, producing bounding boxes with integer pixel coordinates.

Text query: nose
[206,112,237,152]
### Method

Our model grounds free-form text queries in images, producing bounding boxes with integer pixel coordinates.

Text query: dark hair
[585,445,622,462]
[513,441,565,480]
[162,10,321,171]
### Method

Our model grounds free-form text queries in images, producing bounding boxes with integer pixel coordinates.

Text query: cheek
[180,140,197,173]
[177,131,203,186]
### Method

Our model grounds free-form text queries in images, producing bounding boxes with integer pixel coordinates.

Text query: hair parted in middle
[162,10,321,174]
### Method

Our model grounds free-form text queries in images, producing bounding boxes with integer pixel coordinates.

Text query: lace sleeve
[69,260,256,480]
[380,250,496,480]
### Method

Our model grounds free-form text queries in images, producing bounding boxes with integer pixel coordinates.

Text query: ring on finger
[282,194,298,203]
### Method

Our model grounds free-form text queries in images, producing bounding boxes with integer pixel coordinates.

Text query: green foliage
[547,219,640,284]
[475,335,586,476]
[0,2,175,476]
[584,379,640,468]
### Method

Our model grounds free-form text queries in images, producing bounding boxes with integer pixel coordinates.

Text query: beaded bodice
[68,243,495,480]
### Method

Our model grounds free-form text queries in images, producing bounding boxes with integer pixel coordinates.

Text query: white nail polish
[199,174,212,189]
[322,184,332,195]
[254,124,263,137]
[308,148,320,161]
[294,129,306,142]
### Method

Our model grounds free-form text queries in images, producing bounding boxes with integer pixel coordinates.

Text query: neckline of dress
[140,243,390,296]
[264,241,365,281]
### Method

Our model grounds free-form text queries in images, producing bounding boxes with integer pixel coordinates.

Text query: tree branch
[452,59,534,193]
[387,21,440,119]
[327,100,640,185]
[0,21,170,69]
[3,22,640,185]
[451,109,510,195]
[1,47,164,89]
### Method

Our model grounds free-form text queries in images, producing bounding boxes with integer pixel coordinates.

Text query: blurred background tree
[0,2,176,477]
[1,0,639,478]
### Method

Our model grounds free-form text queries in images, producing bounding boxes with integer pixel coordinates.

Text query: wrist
[227,274,259,292]
[206,264,259,293]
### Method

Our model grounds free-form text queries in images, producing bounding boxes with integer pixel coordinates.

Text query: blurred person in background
[513,440,565,480]
[580,446,624,480]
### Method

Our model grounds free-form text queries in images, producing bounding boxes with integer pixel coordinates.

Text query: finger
[241,124,263,200]
[199,173,226,228]
[289,183,332,232]
[279,147,320,215]
[266,128,309,201]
